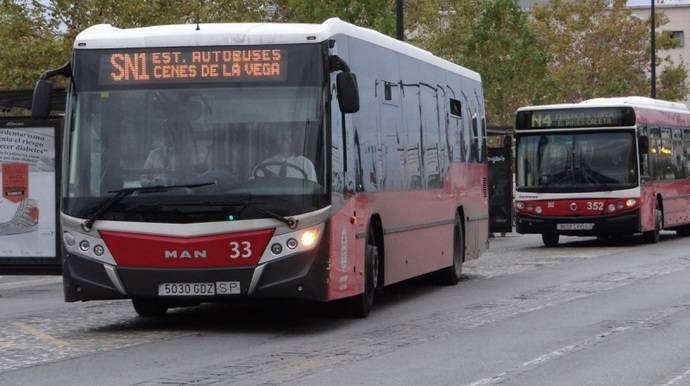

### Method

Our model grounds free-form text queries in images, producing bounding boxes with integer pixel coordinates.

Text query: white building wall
[630,1,690,107]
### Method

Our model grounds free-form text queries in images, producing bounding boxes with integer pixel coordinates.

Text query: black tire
[345,229,380,318]
[643,202,662,244]
[439,215,464,285]
[677,226,690,237]
[132,298,168,317]
[542,232,559,247]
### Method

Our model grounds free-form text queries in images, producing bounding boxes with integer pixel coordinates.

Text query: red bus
[515,97,690,246]
[32,18,489,317]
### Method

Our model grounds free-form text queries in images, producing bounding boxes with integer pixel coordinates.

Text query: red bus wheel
[345,230,379,318]
[541,232,559,247]
[643,203,662,244]
[132,299,168,317]
[438,215,464,285]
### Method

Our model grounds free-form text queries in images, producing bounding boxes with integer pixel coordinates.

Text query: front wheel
[438,215,464,285]
[541,232,559,247]
[132,298,168,317]
[345,231,380,318]
[643,204,662,244]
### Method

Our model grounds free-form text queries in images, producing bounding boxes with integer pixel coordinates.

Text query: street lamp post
[396,0,404,41]
[651,0,656,99]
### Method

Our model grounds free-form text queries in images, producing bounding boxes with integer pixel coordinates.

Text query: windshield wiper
[174,199,298,229]
[82,182,216,231]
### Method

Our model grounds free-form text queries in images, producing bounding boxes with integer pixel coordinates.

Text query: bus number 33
[229,241,252,259]
[587,201,604,211]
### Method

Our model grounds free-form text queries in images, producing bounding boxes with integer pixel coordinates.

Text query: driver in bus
[252,128,318,183]
[140,127,195,187]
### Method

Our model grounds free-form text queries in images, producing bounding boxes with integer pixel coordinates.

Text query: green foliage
[0,0,688,123]
[271,0,396,35]
[457,0,549,126]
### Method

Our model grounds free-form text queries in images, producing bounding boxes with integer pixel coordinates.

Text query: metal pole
[396,0,404,41]
[651,0,656,99]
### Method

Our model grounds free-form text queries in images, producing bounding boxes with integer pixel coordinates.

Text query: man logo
[164,250,208,259]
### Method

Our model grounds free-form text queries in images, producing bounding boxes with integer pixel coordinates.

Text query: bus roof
[517,96,689,114]
[74,18,480,82]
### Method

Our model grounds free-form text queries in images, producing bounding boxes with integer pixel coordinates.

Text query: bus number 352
[587,201,604,211]
[230,241,252,259]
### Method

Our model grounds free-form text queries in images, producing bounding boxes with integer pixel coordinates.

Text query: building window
[669,31,684,48]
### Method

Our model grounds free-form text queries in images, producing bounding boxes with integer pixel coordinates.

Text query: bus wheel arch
[438,207,465,285]
[345,214,384,317]
[643,195,663,244]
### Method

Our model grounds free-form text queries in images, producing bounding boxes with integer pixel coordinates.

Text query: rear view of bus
[515,97,690,246]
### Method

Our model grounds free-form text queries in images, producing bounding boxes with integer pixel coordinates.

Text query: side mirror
[336,72,360,114]
[31,79,53,120]
[638,135,649,155]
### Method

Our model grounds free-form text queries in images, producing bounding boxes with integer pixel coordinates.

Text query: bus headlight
[608,204,616,212]
[515,201,525,210]
[625,199,637,208]
[300,228,319,247]
[535,206,543,214]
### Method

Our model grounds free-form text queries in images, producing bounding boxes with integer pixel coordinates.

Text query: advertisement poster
[0,121,58,262]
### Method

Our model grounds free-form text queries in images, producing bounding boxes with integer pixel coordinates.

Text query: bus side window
[684,128,690,177]
[649,127,661,180]
[672,128,684,179]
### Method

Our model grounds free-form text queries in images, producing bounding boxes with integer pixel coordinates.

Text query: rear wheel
[676,225,690,237]
[643,202,662,244]
[541,232,559,247]
[132,298,168,317]
[345,228,380,318]
[439,215,464,285]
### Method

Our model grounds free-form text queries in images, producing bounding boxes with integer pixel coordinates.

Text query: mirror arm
[328,55,351,73]
[39,62,71,81]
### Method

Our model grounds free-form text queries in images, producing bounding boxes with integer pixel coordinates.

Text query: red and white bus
[514,97,690,247]
[32,18,488,317]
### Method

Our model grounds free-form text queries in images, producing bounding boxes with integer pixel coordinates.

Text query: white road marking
[464,305,690,386]
[662,367,690,386]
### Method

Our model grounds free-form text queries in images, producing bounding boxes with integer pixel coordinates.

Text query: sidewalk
[0,276,62,291]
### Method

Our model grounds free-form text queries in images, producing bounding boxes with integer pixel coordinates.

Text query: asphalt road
[2,232,690,386]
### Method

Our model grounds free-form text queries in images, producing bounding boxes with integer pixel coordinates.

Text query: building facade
[630,0,690,107]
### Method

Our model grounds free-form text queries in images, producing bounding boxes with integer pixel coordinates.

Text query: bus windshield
[516,131,638,193]
[65,44,328,222]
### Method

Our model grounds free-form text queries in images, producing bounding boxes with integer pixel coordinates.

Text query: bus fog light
[79,240,90,252]
[93,245,105,256]
[63,232,76,247]
[608,204,616,212]
[271,243,283,255]
[535,206,542,214]
[625,199,637,207]
[286,238,298,249]
[300,228,320,247]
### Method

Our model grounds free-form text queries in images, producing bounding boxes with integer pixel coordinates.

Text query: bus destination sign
[97,47,287,85]
[516,107,636,130]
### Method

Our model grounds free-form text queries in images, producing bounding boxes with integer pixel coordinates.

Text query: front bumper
[62,236,330,303]
[515,209,641,236]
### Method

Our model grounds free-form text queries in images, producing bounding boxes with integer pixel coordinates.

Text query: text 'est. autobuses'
[104,48,287,84]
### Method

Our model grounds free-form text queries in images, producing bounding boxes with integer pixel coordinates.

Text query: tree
[269,0,396,36]
[530,0,688,103]
[458,0,549,126]
[0,0,266,90]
